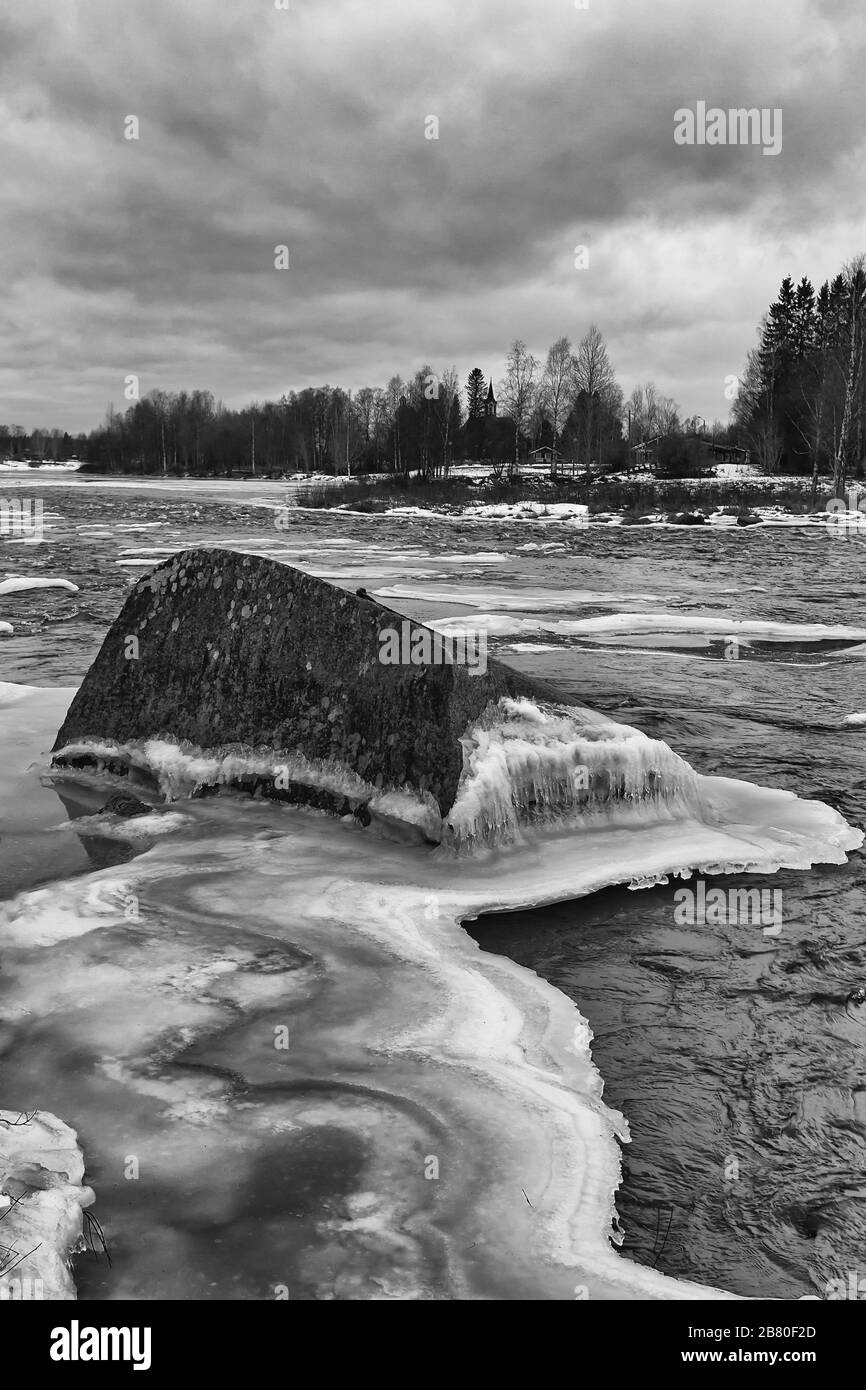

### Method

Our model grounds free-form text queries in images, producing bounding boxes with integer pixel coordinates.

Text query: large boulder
[52,547,554,833]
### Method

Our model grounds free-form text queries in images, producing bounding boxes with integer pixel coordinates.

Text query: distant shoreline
[2,466,864,535]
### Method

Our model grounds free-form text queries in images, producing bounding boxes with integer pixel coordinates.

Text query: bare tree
[643,381,659,437]
[499,340,539,477]
[408,365,437,477]
[384,375,405,472]
[370,388,386,469]
[793,362,829,507]
[657,395,680,435]
[574,325,616,476]
[355,387,376,447]
[833,255,866,496]
[540,336,576,470]
[626,385,644,463]
[732,345,784,474]
[434,366,460,476]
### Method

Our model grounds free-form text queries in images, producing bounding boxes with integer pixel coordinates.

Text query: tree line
[0,326,657,479]
[0,424,86,462]
[2,322,735,480]
[733,255,866,496]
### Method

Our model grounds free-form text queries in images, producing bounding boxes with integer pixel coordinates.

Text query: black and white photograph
[1,0,865,1351]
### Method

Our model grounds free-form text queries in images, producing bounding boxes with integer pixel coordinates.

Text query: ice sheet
[0,806,734,1300]
[374,585,665,610]
[430,612,866,644]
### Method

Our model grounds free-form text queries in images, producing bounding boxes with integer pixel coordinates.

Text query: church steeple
[485,376,497,417]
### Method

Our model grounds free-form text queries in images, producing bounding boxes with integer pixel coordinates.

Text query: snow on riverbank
[0,460,82,473]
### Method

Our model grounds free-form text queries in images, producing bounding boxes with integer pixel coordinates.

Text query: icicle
[445,698,703,852]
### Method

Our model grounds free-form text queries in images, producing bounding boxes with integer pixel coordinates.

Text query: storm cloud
[1,0,864,429]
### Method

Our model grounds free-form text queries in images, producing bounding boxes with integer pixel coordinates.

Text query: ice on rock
[48,687,864,877]
[0,1110,94,1300]
[442,697,862,879]
[53,736,375,806]
[446,697,701,850]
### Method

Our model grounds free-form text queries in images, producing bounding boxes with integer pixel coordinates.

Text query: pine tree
[735,259,866,480]
[828,274,848,348]
[762,275,796,383]
[793,277,816,357]
[815,281,832,350]
[465,368,486,420]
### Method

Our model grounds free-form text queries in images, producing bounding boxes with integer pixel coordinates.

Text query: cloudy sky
[2,0,865,432]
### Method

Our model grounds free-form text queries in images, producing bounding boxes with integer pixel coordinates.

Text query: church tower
[485,376,497,417]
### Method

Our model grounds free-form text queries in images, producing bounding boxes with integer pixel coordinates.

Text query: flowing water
[1,475,865,1300]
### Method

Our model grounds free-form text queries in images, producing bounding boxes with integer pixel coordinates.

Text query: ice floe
[0,576,79,596]
[430,611,866,646]
[375,585,665,610]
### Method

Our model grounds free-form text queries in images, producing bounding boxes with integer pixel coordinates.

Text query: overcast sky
[1,0,865,432]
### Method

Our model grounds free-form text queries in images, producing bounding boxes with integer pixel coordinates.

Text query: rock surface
[100,790,153,818]
[53,547,555,823]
